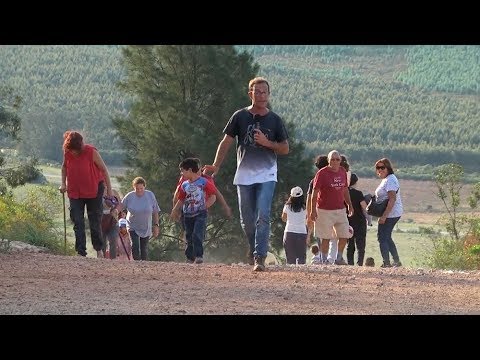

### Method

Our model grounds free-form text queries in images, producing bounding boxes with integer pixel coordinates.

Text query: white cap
[118,218,128,228]
[290,186,303,197]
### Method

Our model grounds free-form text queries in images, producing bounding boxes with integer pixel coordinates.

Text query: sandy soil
[1,252,479,315]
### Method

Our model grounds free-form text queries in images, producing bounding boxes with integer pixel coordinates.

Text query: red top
[65,144,104,199]
[313,166,347,210]
[176,173,216,189]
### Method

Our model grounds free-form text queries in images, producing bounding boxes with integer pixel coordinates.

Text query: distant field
[39,165,121,189]
[358,177,474,214]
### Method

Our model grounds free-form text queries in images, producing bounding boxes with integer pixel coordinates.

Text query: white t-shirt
[282,205,307,234]
[375,174,403,218]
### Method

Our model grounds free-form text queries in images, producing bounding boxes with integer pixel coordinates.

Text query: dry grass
[358,178,474,214]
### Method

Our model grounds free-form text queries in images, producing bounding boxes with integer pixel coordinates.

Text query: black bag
[366,196,389,217]
[366,188,399,217]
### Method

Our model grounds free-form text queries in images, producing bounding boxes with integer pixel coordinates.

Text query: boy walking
[171,158,217,264]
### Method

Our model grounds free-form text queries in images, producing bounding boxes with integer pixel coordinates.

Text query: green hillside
[0,45,128,164]
[236,45,480,179]
[0,45,478,178]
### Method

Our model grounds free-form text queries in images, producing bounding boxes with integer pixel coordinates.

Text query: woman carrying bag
[374,158,403,268]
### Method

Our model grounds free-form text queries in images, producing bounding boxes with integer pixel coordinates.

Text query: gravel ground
[1,252,479,315]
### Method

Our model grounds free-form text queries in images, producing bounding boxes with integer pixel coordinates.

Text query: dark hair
[340,155,350,171]
[314,155,328,169]
[375,158,394,175]
[350,173,358,187]
[286,194,305,212]
[179,157,200,173]
[63,131,83,152]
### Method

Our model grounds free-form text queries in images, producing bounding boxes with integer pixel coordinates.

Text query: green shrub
[0,185,75,255]
[469,244,480,256]
[426,236,477,270]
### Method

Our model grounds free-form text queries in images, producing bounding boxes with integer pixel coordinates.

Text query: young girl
[117,218,133,261]
[282,186,308,264]
[101,188,122,259]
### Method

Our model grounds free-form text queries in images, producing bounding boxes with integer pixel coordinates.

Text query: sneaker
[96,250,104,258]
[253,257,265,272]
[392,261,403,267]
[186,258,195,264]
[334,258,348,265]
[380,262,392,268]
[194,257,204,264]
[247,252,254,266]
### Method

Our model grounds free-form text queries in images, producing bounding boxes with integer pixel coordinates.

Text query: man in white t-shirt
[203,77,289,271]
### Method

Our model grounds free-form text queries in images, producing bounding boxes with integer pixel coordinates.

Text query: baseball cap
[118,218,128,228]
[290,186,303,197]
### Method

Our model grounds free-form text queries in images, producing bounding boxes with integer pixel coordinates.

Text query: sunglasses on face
[376,166,386,170]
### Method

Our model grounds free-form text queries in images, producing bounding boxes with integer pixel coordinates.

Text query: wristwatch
[153,223,159,227]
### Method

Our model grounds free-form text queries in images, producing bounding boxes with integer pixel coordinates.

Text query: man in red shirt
[309,150,353,264]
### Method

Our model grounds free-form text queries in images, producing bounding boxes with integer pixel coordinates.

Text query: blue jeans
[183,210,207,261]
[377,216,401,264]
[69,182,104,256]
[129,230,150,261]
[237,181,276,258]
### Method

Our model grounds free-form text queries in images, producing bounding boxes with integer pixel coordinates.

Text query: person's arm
[306,191,313,231]
[173,185,181,208]
[214,188,232,218]
[152,211,159,227]
[343,187,354,217]
[59,154,67,193]
[360,199,372,226]
[152,210,160,237]
[205,194,217,209]
[309,189,319,221]
[281,209,287,222]
[171,199,184,222]
[254,131,289,155]
[92,149,112,197]
[202,134,234,176]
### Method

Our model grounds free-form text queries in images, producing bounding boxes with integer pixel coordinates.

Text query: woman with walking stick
[59,130,113,258]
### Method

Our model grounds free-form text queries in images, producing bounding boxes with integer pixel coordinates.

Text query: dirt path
[1,252,479,315]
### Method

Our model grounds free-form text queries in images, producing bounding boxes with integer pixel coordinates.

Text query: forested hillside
[0,45,478,177]
[0,45,128,164]
[237,45,480,178]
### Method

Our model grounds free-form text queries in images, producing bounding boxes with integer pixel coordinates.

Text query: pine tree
[114,45,311,263]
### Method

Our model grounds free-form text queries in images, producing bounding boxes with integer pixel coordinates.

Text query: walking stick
[62,191,67,255]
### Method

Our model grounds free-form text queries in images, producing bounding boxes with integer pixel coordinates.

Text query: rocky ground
[1,250,479,315]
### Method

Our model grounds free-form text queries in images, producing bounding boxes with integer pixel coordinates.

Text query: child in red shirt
[171,158,217,264]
